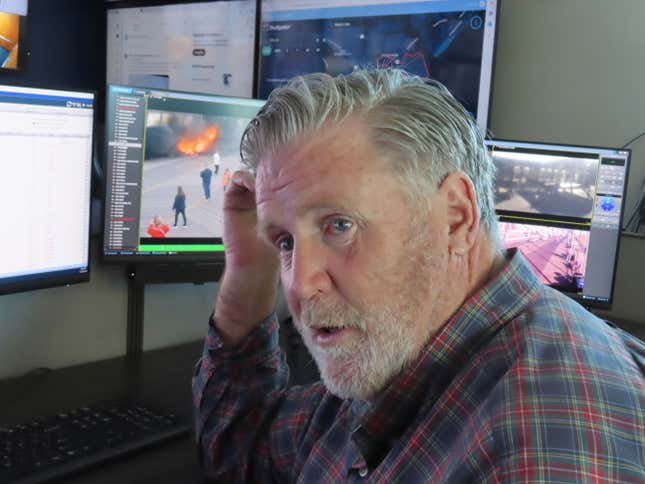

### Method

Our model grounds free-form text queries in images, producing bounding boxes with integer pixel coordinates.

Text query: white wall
[0,0,643,380]
[0,239,218,379]
[0,241,128,378]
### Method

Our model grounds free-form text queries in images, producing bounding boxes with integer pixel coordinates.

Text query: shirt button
[358,467,368,478]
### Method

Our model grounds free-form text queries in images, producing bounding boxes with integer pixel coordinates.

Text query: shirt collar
[349,248,542,468]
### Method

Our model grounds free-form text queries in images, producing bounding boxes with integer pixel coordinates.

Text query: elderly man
[193,70,644,482]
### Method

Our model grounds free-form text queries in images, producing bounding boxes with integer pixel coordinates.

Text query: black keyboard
[0,400,191,484]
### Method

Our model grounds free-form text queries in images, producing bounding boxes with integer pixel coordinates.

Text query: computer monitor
[102,84,265,263]
[257,0,498,131]
[0,84,95,295]
[106,0,257,97]
[486,139,631,308]
[0,0,28,70]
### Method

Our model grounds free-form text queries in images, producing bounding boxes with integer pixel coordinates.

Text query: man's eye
[328,218,353,234]
[276,235,294,252]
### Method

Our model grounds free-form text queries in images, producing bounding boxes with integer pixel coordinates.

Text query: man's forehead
[256,119,383,188]
[254,121,396,229]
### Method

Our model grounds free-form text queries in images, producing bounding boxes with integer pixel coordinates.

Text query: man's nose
[285,238,332,302]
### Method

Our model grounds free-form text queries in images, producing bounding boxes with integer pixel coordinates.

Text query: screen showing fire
[103,84,265,262]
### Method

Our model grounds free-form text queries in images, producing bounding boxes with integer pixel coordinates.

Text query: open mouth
[312,326,353,347]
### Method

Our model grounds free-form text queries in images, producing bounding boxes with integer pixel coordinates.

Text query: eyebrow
[256,220,280,240]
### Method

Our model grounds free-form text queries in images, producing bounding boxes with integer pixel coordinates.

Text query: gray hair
[241,69,499,240]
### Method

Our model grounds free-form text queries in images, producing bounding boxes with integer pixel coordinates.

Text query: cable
[621,130,645,149]
[618,130,645,232]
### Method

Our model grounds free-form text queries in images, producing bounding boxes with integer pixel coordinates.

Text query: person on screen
[172,186,187,227]
[200,165,213,200]
[146,215,169,238]
[213,150,221,175]
[221,168,232,192]
[192,70,645,482]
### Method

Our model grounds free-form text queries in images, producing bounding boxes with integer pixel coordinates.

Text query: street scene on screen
[500,222,589,293]
[138,111,249,239]
[493,150,599,219]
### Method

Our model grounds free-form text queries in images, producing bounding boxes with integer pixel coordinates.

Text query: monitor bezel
[484,0,500,136]
[486,137,631,310]
[0,84,96,295]
[101,83,265,265]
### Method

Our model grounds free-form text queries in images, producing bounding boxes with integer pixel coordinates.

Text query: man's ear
[437,171,480,255]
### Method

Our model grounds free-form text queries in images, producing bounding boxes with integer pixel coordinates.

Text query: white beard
[297,292,428,400]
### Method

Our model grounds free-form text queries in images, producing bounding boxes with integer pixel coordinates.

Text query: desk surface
[0,341,206,484]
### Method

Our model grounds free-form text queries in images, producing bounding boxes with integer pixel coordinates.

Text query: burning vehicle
[144,111,220,160]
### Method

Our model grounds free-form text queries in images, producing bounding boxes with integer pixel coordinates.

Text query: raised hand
[214,170,280,346]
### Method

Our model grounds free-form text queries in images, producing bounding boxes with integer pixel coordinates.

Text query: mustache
[299,297,367,332]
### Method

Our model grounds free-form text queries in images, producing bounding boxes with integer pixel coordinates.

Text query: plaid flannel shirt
[193,250,645,483]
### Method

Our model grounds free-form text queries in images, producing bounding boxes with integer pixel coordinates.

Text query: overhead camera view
[138,110,249,239]
[493,150,599,219]
[500,222,589,293]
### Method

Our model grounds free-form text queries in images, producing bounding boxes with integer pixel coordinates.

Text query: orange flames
[176,125,219,155]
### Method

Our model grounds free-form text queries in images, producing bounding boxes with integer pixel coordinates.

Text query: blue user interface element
[258,1,490,116]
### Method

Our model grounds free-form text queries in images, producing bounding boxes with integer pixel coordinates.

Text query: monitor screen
[487,139,631,308]
[106,0,257,97]
[0,0,28,70]
[0,84,94,295]
[102,84,265,262]
[258,0,498,131]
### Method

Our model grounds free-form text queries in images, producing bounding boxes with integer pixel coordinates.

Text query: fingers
[231,170,255,192]
[223,170,256,210]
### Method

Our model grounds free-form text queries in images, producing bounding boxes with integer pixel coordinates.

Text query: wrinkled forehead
[255,118,387,201]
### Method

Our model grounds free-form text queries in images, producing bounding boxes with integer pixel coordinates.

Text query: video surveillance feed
[103,83,266,260]
[489,139,630,306]
[500,222,590,294]
[492,150,600,219]
[139,111,250,239]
